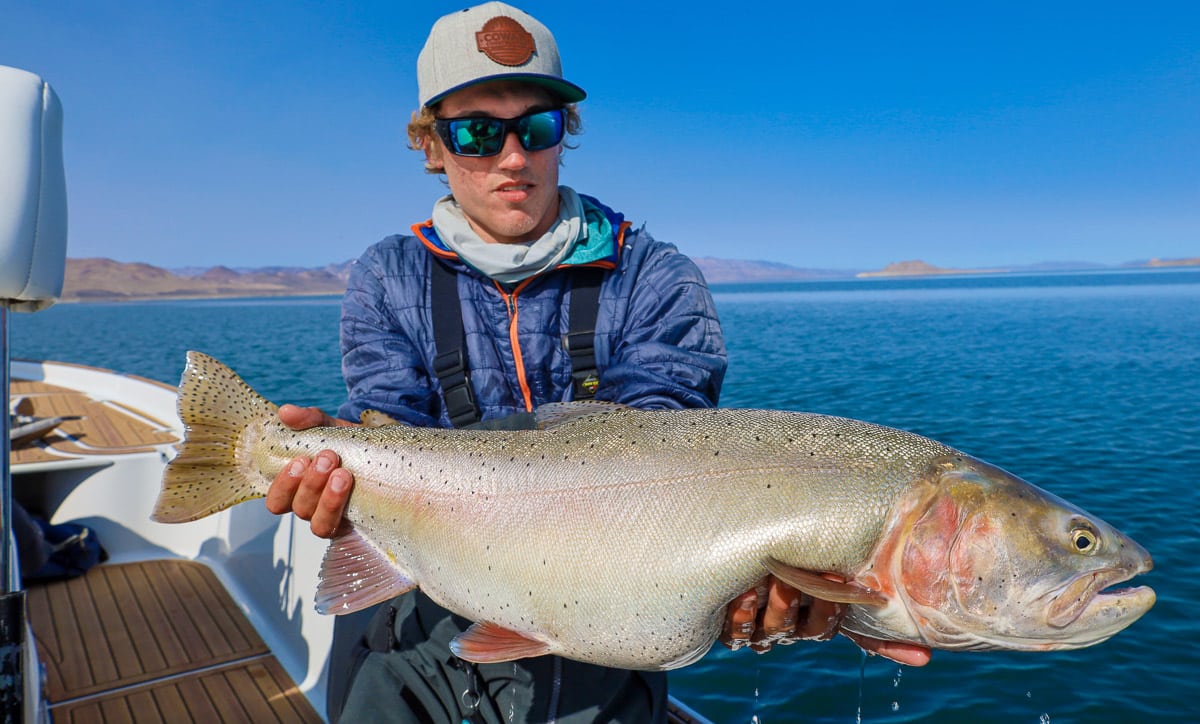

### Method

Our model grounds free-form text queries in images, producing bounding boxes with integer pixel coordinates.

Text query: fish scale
[154,351,1155,670]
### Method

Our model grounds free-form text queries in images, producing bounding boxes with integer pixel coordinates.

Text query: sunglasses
[434,108,566,157]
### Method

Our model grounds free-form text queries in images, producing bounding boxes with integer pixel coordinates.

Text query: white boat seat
[0,65,67,312]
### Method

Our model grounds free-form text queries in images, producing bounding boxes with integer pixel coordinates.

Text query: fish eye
[1070,527,1099,554]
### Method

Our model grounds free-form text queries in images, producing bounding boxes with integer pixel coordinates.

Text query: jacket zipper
[495,280,534,412]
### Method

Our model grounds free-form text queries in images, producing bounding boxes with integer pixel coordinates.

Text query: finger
[291,450,339,521]
[796,596,843,641]
[309,468,354,539]
[760,578,801,634]
[265,456,309,514]
[278,404,330,430]
[720,589,758,650]
[843,631,933,667]
[750,578,802,652]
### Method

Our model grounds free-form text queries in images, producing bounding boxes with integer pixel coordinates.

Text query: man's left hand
[720,576,932,667]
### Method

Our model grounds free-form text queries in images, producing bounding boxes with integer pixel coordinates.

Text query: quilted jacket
[336,196,726,427]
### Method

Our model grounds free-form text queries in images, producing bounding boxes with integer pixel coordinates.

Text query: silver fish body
[154,352,1155,670]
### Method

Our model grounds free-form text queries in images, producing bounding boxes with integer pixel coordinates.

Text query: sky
[3,1,1197,271]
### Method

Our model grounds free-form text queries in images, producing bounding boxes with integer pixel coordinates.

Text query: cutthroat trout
[154,351,1155,670]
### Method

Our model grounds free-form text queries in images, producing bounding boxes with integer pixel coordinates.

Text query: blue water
[10,269,1199,722]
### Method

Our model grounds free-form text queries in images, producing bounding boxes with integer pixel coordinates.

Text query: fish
[153,351,1155,671]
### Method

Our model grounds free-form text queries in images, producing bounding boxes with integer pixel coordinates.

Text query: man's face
[426,81,562,245]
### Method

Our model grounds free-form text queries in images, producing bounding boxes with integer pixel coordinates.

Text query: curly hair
[408,103,582,173]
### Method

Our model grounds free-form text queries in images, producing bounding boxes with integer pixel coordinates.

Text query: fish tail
[152,351,279,523]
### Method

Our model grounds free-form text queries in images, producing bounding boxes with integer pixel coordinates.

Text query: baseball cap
[417,2,586,107]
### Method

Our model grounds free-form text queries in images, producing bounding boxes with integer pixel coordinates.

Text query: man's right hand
[264,404,358,539]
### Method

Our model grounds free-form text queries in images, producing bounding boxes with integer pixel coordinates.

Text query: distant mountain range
[62,258,353,301]
[58,255,1199,302]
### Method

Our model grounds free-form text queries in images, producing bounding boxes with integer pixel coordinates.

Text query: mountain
[58,254,1199,302]
[62,258,351,301]
[692,258,853,283]
[856,260,1003,278]
[59,257,848,301]
[857,257,1199,278]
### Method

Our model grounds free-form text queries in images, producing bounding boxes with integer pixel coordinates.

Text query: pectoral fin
[314,529,417,615]
[763,558,888,606]
[450,622,553,663]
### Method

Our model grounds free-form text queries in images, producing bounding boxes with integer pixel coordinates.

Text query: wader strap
[564,267,605,400]
[429,258,478,429]
[430,261,606,428]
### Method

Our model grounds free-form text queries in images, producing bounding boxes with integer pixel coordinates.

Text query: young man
[267,3,929,721]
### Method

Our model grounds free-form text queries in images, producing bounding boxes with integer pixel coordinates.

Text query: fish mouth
[1045,565,1156,629]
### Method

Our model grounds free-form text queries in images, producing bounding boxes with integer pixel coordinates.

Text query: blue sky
[4,1,1197,270]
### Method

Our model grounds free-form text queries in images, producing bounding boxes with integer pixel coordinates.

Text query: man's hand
[720,576,932,667]
[264,404,358,538]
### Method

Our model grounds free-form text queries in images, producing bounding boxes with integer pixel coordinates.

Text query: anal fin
[450,622,553,663]
[763,558,888,606]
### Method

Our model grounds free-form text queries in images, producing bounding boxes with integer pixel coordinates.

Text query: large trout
[153,352,1154,670]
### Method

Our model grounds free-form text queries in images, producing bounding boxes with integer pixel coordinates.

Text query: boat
[2,64,711,724]
[11,358,328,721]
[10,366,716,724]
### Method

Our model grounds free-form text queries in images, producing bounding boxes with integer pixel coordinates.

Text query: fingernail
[740,597,756,611]
[315,455,333,473]
[288,460,305,477]
[330,471,349,494]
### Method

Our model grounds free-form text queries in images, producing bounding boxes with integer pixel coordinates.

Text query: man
[267,3,929,722]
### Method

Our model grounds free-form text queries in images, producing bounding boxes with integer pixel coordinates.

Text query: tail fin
[152,351,279,523]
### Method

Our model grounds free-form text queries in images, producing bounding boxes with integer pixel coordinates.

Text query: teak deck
[28,559,321,723]
[10,377,180,467]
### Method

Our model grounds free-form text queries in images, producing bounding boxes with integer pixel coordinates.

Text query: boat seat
[0,64,67,312]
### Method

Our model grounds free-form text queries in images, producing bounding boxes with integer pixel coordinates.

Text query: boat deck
[10,376,179,466]
[28,559,321,723]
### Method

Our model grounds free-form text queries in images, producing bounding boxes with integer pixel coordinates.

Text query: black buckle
[434,349,478,427]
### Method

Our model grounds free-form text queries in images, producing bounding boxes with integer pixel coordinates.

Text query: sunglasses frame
[433,108,566,158]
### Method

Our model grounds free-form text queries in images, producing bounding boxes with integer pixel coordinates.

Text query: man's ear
[424,138,445,172]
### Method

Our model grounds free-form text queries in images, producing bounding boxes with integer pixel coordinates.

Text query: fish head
[853,455,1155,652]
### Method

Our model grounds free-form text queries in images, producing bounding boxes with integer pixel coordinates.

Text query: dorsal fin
[359,409,402,428]
[534,401,631,429]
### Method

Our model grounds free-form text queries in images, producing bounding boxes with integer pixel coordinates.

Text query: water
[10,269,1199,722]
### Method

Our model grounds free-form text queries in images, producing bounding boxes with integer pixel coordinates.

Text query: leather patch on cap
[475,16,536,66]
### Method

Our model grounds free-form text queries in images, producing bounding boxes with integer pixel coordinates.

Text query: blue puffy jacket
[337,196,726,427]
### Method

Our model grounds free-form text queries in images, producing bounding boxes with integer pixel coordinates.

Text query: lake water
[10,268,1198,722]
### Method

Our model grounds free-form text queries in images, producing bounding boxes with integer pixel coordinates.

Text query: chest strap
[564,267,604,400]
[429,259,605,428]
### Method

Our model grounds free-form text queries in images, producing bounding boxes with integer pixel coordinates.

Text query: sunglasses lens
[449,118,504,156]
[439,109,565,157]
[519,110,564,151]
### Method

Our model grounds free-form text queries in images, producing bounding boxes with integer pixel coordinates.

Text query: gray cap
[417,2,586,107]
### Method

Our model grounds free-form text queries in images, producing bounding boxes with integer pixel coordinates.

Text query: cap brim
[423,73,586,107]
